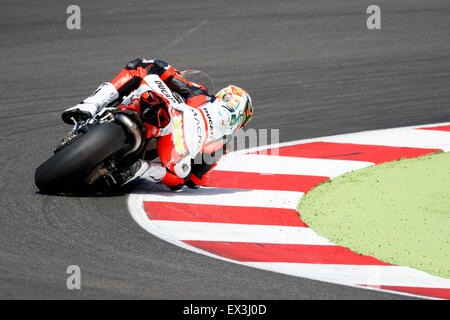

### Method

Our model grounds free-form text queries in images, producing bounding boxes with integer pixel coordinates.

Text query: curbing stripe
[247,263,450,289]
[216,154,373,177]
[128,122,450,299]
[257,142,441,164]
[144,202,308,227]
[416,125,450,132]
[152,221,332,245]
[205,171,329,192]
[358,285,450,300]
[320,128,450,151]
[136,187,301,209]
[184,241,389,265]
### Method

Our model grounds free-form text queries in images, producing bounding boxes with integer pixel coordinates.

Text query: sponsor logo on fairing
[172,115,185,155]
[154,80,177,105]
[187,108,204,152]
[181,163,189,172]
[201,107,214,139]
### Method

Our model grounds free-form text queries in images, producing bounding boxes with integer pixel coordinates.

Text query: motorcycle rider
[62,58,253,190]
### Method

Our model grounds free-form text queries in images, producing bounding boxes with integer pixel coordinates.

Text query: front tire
[35,122,127,193]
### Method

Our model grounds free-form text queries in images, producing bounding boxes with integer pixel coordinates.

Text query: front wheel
[35,122,127,193]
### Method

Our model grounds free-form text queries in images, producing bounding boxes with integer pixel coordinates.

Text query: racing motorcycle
[35,105,150,194]
[35,70,213,194]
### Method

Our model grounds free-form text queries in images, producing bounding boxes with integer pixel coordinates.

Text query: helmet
[215,85,253,132]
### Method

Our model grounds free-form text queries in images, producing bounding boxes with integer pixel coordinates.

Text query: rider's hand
[185,179,200,189]
[169,184,184,191]
[140,91,170,128]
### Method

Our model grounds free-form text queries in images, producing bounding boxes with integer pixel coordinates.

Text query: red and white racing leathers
[65,58,232,189]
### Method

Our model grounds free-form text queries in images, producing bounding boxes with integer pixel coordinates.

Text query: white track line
[149,220,333,245]
[231,122,450,156]
[322,128,450,151]
[129,196,450,300]
[128,122,450,299]
[247,262,450,289]
[216,154,373,177]
[134,186,301,209]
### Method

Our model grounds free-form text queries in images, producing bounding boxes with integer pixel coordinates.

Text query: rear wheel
[35,122,127,193]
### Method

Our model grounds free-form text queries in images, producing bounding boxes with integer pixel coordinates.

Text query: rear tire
[35,122,127,193]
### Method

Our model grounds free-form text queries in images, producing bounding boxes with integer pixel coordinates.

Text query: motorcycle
[35,105,149,194]
[35,70,214,194]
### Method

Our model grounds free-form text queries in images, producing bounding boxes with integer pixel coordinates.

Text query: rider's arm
[188,141,230,187]
[61,58,151,124]
[111,58,180,97]
[162,68,215,108]
[110,58,154,98]
[112,58,214,107]
[62,58,207,124]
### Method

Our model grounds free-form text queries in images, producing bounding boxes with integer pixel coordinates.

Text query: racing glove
[159,170,185,191]
[185,179,200,189]
[139,90,170,128]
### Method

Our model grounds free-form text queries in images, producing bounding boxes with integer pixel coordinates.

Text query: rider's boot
[116,160,167,186]
[62,82,119,124]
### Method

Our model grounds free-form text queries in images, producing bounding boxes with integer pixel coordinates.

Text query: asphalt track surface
[1,0,449,299]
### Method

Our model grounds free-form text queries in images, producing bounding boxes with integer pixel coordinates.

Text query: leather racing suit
[62,58,232,190]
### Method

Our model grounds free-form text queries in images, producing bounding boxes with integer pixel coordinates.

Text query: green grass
[297,152,450,278]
